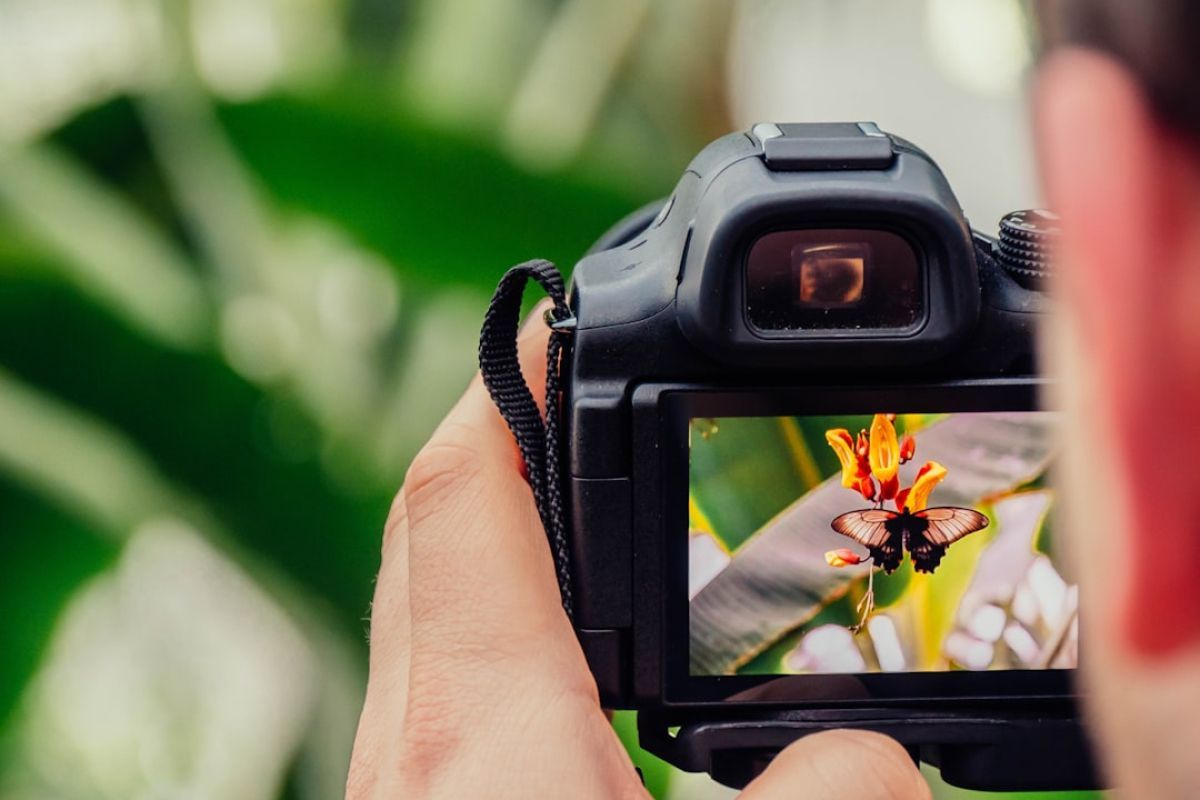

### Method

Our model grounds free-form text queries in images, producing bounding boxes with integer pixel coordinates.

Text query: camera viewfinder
[745,228,923,334]
[796,243,868,307]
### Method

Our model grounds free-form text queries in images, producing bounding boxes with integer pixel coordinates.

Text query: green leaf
[216,93,662,290]
[612,711,671,798]
[0,271,386,633]
[0,479,119,737]
[689,417,820,551]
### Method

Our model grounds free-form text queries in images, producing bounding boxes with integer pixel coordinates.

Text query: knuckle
[398,686,469,790]
[402,436,484,523]
[381,489,409,554]
[397,654,603,794]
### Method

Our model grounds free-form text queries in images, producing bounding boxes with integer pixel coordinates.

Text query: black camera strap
[478,259,575,620]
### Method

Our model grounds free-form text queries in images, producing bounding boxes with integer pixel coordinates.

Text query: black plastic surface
[675,146,979,368]
[754,122,896,170]
[569,477,632,627]
[578,629,628,706]
[638,710,1102,791]
[586,199,663,255]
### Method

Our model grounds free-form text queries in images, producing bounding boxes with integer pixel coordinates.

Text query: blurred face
[1036,50,1200,799]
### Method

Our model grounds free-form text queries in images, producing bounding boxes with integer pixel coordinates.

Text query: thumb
[738,730,931,800]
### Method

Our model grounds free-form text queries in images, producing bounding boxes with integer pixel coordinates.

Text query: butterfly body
[831,507,989,574]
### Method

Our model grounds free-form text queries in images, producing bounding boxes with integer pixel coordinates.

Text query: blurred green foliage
[0,484,118,732]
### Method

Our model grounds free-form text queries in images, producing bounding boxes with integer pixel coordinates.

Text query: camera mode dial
[996,209,1059,288]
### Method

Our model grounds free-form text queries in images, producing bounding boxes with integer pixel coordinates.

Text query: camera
[482,123,1097,791]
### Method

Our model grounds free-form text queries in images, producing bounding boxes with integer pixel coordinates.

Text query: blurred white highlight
[787,625,866,674]
[3,521,318,799]
[1027,555,1070,629]
[868,614,908,672]
[1003,621,1041,665]
[190,0,286,100]
[689,531,730,600]
[965,603,1008,643]
[0,0,163,142]
[925,0,1032,97]
[944,631,995,671]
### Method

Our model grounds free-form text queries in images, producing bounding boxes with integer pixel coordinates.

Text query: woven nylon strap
[478,259,575,619]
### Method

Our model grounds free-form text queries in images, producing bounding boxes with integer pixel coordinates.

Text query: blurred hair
[1035,0,1200,140]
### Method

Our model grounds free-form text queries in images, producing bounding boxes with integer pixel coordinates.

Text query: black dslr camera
[480,123,1096,792]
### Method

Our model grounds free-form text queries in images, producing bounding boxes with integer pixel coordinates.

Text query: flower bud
[825,548,864,568]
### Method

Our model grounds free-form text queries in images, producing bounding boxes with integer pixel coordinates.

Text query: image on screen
[688,412,1077,677]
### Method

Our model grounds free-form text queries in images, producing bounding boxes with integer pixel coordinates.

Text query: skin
[1037,50,1200,799]
[345,309,930,799]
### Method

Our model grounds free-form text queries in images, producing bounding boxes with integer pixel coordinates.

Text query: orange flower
[878,473,900,501]
[825,429,862,489]
[902,461,948,512]
[857,475,877,502]
[868,414,900,482]
[828,416,952,514]
[825,548,864,568]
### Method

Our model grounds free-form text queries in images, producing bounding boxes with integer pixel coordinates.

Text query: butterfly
[830,507,989,574]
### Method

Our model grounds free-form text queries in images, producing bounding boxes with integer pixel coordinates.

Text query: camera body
[559,123,1093,790]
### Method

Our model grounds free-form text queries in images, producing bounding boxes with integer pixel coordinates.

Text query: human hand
[346,304,931,799]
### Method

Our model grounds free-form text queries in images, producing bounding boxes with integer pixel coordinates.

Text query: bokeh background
[0,0,1099,797]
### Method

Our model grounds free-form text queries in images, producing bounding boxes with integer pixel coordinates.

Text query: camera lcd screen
[687,411,1076,678]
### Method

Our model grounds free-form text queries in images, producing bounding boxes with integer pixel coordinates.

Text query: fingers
[347,495,411,799]
[740,731,930,800]
[348,296,643,795]
[400,298,593,705]
[348,300,573,798]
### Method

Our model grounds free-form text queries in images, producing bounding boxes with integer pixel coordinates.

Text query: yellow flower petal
[904,461,948,512]
[868,413,900,482]
[825,428,860,489]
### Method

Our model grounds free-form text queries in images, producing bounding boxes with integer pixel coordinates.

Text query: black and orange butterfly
[831,507,989,574]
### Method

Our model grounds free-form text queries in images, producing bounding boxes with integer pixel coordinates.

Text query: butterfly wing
[831,509,903,573]
[908,507,990,573]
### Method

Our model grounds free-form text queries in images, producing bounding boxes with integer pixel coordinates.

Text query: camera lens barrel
[996,209,1059,288]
